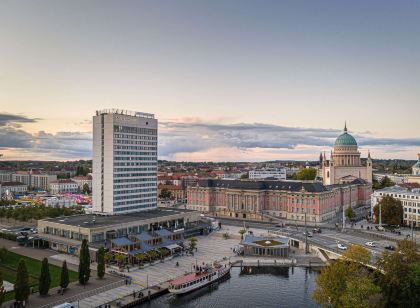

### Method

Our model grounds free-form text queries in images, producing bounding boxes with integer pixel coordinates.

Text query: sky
[0,0,419,161]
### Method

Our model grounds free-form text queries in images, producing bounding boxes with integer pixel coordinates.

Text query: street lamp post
[379,202,382,227]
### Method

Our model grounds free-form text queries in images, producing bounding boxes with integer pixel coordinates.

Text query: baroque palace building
[186,179,371,223]
[319,123,372,185]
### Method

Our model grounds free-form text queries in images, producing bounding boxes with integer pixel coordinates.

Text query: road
[217,217,401,263]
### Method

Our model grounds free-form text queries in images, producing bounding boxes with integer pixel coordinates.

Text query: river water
[141,266,320,308]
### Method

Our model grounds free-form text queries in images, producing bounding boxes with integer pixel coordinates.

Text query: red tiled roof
[0,181,26,186]
[158,184,183,190]
[50,179,77,184]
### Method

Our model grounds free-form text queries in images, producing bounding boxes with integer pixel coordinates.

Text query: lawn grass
[253,239,283,246]
[0,250,78,301]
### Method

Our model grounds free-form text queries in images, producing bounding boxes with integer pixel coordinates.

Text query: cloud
[0,113,419,161]
[0,113,39,127]
[159,120,420,161]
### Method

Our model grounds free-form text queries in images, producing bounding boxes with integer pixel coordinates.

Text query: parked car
[337,243,347,250]
[365,241,376,247]
[385,245,396,251]
[313,228,322,233]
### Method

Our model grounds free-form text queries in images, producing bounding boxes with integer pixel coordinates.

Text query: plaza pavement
[70,231,240,307]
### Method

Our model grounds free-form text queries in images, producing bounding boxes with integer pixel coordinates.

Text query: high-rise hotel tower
[92,109,158,214]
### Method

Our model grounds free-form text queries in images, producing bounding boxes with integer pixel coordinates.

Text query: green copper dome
[334,123,358,147]
[414,155,420,168]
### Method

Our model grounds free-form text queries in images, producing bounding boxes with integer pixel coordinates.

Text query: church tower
[321,123,372,185]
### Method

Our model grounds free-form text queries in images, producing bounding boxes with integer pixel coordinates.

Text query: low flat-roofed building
[37,208,203,256]
[241,234,289,258]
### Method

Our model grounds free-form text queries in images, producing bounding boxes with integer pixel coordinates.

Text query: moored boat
[168,263,231,294]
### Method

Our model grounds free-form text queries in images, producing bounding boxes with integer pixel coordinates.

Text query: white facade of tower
[92,109,158,214]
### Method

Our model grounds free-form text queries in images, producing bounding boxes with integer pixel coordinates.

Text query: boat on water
[168,263,231,294]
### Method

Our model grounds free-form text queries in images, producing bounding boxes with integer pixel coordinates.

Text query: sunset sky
[1,0,419,161]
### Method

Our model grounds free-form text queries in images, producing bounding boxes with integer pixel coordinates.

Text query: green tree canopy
[78,239,91,285]
[60,260,69,289]
[97,247,105,279]
[345,207,356,220]
[313,246,380,307]
[82,183,91,194]
[38,257,51,296]
[14,259,30,303]
[189,237,198,251]
[159,188,172,200]
[0,271,5,306]
[377,240,420,307]
[238,229,246,240]
[296,168,317,181]
[373,196,403,225]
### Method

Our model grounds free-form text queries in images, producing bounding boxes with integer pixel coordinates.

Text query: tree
[345,207,356,220]
[238,229,246,240]
[159,248,170,258]
[0,246,7,262]
[38,257,51,296]
[0,271,5,307]
[296,168,317,181]
[14,259,30,303]
[60,260,69,289]
[377,239,420,307]
[147,250,159,261]
[104,252,113,265]
[78,239,91,285]
[344,245,371,265]
[313,246,379,307]
[136,253,148,265]
[97,247,105,279]
[240,173,249,179]
[373,196,403,225]
[188,237,198,251]
[82,183,91,194]
[159,188,172,200]
[340,276,381,308]
[115,254,125,266]
[380,176,394,188]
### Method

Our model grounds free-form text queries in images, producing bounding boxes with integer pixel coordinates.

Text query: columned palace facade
[186,179,371,223]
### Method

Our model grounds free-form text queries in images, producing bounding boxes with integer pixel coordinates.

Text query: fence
[38,280,125,308]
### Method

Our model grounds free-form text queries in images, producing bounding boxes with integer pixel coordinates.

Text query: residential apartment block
[371,186,420,227]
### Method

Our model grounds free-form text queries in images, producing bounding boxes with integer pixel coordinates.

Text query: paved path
[71,232,240,307]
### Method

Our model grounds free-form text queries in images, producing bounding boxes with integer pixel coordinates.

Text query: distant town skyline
[1,1,419,161]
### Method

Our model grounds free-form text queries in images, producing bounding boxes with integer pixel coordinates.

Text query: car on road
[303,231,313,237]
[365,241,376,247]
[313,228,322,233]
[385,245,396,251]
[375,226,385,231]
[337,243,347,250]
